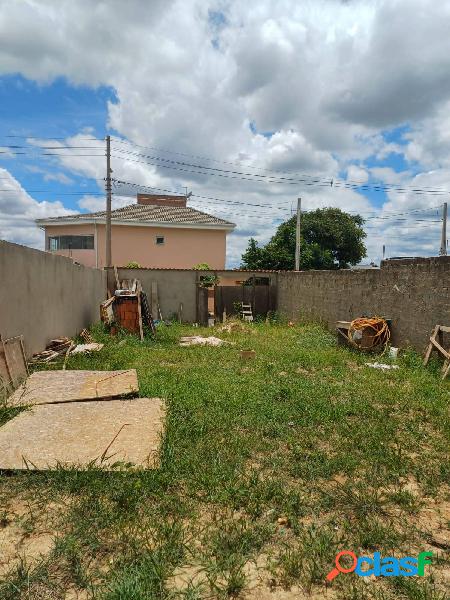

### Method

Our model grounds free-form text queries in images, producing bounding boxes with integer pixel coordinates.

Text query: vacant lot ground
[0,321,448,600]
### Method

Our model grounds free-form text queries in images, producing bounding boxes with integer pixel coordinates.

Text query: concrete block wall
[277,256,450,350]
[0,240,107,357]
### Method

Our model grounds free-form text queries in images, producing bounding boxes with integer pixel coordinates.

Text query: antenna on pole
[295,197,301,271]
[440,202,447,256]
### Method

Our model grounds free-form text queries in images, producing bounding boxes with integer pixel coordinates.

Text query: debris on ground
[8,369,139,407]
[179,336,232,347]
[240,349,256,359]
[80,328,94,343]
[389,346,399,359]
[365,362,399,371]
[71,343,104,355]
[218,320,248,333]
[29,337,72,364]
[336,317,391,350]
[100,296,115,325]
[423,324,450,379]
[0,397,165,470]
[0,366,162,471]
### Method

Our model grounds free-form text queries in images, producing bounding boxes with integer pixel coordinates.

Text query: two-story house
[36,193,235,269]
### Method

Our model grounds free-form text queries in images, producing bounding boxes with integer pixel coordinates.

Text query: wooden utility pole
[294,197,301,270]
[105,135,112,267]
[440,202,447,256]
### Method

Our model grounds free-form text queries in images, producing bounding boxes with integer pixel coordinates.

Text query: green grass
[0,321,448,599]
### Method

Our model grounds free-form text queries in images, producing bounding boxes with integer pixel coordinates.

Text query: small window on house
[155,236,165,245]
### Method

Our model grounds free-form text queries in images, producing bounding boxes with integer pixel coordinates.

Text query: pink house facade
[36,194,235,269]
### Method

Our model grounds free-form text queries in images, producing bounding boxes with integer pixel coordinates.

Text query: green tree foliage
[241,207,366,270]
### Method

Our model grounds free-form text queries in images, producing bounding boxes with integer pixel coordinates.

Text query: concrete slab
[0,398,164,470]
[8,370,139,406]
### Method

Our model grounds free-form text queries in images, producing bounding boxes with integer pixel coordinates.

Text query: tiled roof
[36,203,235,228]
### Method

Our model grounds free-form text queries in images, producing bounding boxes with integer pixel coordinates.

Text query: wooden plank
[336,327,350,342]
[151,281,158,318]
[0,337,13,400]
[113,265,120,290]
[8,369,139,407]
[0,397,165,470]
[423,325,440,365]
[336,321,351,330]
[137,282,144,341]
[429,337,450,359]
[442,361,450,380]
[3,336,28,387]
[438,325,450,334]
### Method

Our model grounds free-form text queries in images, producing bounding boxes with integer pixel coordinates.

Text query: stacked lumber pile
[29,337,72,364]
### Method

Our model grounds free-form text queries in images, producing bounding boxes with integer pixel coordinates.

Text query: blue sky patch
[0,74,115,212]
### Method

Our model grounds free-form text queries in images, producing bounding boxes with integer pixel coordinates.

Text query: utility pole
[440,202,447,256]
[295,197,301,271]
[105,135,112,267]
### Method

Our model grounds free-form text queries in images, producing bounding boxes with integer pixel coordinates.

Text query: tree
[240,207,366,270]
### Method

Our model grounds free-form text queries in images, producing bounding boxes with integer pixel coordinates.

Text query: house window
[155,236,165,245]
[48,235,94,250]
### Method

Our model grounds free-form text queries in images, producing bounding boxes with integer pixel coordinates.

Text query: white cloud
[78,194,134,213]
[27,165,74,185]
[0,147,15,159]
[0,167,75,248]
[347,165,369,184]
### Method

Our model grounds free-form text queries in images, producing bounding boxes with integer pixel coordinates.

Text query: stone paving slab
[0,398,164,470]
[8,370,139,406]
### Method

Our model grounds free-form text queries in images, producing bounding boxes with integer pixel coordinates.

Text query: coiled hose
[347,317,391,350]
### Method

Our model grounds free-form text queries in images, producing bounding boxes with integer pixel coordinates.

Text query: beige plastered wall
[43,223,228,269]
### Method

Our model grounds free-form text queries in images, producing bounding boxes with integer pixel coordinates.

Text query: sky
[1,0,450,267]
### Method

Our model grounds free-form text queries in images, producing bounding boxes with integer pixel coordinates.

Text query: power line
[111,178,289,212]
[111,147,336,186]
[2,135,100,141]
[111,149,450,198]
[110,178,443,224]
[111,137,450,196]
[0,151,104,157]
[4,133,450,197]
[3,137,450,199]
[1,145,104,150]
[0,190,105,195]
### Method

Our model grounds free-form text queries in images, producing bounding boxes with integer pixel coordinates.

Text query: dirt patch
[0,522,54,578]
[0,497,57,578]
[243,583,338,600]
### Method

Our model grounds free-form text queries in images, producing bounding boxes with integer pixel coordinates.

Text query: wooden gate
[214,285,276,320]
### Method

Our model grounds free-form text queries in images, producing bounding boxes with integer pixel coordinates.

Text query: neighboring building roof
[36,203,235,231]
[350,262,379,270]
